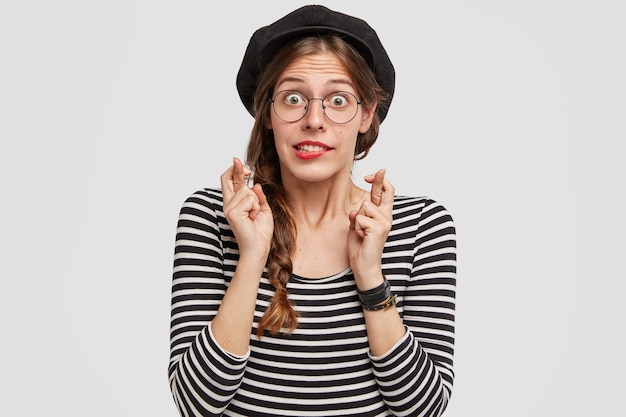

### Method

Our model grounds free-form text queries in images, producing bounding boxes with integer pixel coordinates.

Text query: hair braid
[250,155,299,337]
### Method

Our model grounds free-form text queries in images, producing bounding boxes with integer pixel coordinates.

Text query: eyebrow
[275,77,356,91]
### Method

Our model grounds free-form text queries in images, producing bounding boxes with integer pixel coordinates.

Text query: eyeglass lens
[271,91,360,124]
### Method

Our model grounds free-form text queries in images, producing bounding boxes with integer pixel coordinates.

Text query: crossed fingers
[364,169,394,209]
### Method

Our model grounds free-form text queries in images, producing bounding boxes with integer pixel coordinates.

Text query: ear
[265,116,273,130]
[358,103,377,134]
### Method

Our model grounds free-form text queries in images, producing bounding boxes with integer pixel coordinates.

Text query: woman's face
[267,52,375,185]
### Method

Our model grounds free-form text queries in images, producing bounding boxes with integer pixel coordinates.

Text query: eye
[328,94,349,108]
[283,92,305,106]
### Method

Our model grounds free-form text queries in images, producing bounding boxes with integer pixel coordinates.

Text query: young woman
[169,5,456,416]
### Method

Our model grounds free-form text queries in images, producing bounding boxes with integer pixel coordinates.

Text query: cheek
[272,130,292,155]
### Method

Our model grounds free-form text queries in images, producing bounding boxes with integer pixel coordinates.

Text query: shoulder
[391,195,456,243]
[180,188,223,210]
[392,195,454,224]
[177,188,225,223]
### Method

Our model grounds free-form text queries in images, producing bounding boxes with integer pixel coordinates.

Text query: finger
[348,210,365,238]
[248,194,261,221]
[220,164,236,201]
[232,157,248,193]
[226,187,260,220]
[355,200,386,226]
[365,169,386,206]
[248,184,268,220]
[378,176,395,212]
[353,212,393,248]
[348,210,358,229]
[252,184,270,211]
[354,199,393,235]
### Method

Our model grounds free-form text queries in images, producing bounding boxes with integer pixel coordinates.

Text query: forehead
[276,52,355,90]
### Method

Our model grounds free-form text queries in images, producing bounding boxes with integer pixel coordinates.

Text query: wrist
[354,271,385,292]
[237,241,271,261]
[236,252,269,274]
[357,275,397,311]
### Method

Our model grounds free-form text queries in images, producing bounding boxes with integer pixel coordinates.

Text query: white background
[1,1,624,416]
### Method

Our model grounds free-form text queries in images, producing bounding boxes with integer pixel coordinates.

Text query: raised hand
[348,169,394,289]
[220,157,274,261]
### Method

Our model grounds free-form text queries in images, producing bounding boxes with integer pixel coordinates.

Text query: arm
[372,199,457,416]
[211,159,273,355]
[349,170,406,356]
[168,189,247,416]
[348,172,456,415]
[169,160,274,416]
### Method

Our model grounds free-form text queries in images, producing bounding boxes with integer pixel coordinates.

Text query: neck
[283,176,365,228]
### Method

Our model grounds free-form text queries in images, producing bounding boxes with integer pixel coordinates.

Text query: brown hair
[245,35,389,337]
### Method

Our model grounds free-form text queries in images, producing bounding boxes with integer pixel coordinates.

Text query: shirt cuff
[208,321,251,362]
[368,325,411,362]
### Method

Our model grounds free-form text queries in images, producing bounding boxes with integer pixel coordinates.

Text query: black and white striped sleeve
[168,189,247,416]
[373,198,457,416]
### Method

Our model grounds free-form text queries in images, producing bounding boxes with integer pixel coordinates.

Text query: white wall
[1,1,624,415]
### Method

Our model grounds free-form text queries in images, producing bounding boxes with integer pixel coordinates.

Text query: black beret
[236,4,395,123]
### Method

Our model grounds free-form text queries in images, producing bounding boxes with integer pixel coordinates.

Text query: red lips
[293,141,332,160]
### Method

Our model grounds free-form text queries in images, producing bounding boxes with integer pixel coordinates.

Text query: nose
[304,98,326,129]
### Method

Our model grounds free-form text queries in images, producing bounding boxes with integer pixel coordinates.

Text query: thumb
[252,184,270,210]
[348,210,365,238]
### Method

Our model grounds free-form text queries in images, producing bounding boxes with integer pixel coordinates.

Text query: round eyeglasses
[269,90,363,124]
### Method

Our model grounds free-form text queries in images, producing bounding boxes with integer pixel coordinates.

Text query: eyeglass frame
[268,90,364,124]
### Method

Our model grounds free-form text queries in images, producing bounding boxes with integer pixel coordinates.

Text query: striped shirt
[169,188,456,416]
